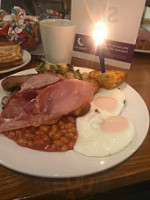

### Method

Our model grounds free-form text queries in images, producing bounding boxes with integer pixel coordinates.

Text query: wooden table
[0,52,150,200]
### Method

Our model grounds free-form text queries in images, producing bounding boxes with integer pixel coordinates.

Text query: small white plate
[0,50,31,74]
[0,68,149,178]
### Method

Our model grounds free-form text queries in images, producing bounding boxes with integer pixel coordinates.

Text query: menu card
[71,0,146,69]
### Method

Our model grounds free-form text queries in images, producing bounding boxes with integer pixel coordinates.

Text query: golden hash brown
[89,69,128,89]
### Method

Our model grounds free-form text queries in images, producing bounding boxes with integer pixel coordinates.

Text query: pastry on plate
[0,42,24,69]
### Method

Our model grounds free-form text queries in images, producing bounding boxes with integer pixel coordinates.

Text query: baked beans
[3,116,78,152]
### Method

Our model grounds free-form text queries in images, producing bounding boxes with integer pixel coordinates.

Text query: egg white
[91,88,126,117]
[74,112,135,157]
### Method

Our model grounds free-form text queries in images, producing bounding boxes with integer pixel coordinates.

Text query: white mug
[39,19,76,64]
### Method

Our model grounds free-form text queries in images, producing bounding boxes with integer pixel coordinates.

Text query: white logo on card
[77,37,84,46]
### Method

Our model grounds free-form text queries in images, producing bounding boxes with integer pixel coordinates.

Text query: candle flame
[93,21,107,45]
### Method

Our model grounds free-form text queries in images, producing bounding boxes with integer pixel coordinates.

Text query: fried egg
[74,87,134,157]
[74,112,134,157]
[91,88,126,117]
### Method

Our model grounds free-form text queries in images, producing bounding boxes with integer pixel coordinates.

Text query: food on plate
[82,77,100,94]
[1,72,64,92]
[74,112,134,157]
[91,88,126,116]
[136,27,150,50]
[0,42,24,69]
[36,61,72,74]
[0,65,133,156]
[74,88,134,157]
[1,74,35,92]
[0,73,94,132]
[3,115,77,152]
[136,39,150,50]
[36,61,82,79]
[1,61,127,94]
[20,72,64,91]
[36,61,128,92]
[88,69,128,89]
[1,72,64,108]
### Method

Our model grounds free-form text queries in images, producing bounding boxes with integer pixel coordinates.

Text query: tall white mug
[39,19,76,64]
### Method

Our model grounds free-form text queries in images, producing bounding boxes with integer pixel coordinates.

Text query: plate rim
[134,48,150,54]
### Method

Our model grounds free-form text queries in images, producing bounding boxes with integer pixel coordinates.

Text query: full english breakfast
[0,62,134,157]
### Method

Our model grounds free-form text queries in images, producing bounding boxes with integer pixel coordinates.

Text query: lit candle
[93,21,107,74]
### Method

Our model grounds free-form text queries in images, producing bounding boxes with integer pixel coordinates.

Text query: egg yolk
[93,97,117,112]
[101,116,129,133]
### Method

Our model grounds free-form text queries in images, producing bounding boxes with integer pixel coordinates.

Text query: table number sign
[71,0,146,69]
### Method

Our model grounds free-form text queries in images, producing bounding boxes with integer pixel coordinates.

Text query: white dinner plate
[0,50,31,74]
[0,68,149,178]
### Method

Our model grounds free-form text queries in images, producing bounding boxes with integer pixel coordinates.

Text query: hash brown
[89,69,128,89]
